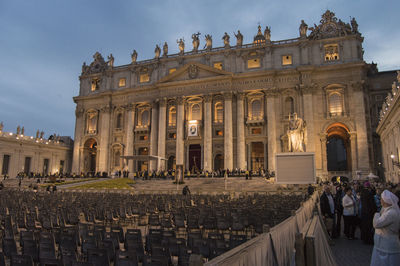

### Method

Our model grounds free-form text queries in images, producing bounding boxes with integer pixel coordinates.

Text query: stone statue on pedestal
[204,34,212,50]
[131,50,138,63]
[154,45,161,59]
[177,38,185,54]
[163,42,168,57]
[17,126,20,135]
[192,32,200,52]
[0,122,3,132]
[234,30,243,47]
[299,20,308,38]
[21,127,25,135]
[36,130,40,139]
[264,26,271,42]
[107,54,114,67]
[287,113,306,152]
[40,131,44,139]
[222,32,230,48]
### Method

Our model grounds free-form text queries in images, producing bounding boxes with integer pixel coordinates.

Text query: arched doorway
[83,138,97,174]
[214,154,224,171]
[167,155,176,170]
[251,142,264,170]
[189,144,201,172]
[138,147,148,172]
[326,123,351,171]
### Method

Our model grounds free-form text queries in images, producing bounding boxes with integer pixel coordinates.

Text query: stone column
[157,98,167,171]
[176,97,185,167]
[125,104,135,175]
[149,102,159,172]
[302,88,315,152]
[320,133,328,180]
[266,92,277,172]
[224,92,233,170]
[236,92,246,170]
[72,107,84,174]
[352,82,370,172]
[203,95,213,172]
[98,106,111,173]
[350,132,358,176]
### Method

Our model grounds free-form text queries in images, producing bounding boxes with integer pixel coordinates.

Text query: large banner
[188,123,198,137]
[275,152,315,184]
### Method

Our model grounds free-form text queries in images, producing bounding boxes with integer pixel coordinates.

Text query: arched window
[251,100,262,119]
[285,97,294,116]
[115,151,121,167]
[169,107,176,126]
[215,102,223,122]
[141,110,149,126]
[116,113,123,129]
[329,93,343,114]
[191,104,201,120]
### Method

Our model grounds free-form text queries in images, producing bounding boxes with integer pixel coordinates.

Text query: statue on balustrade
[287,113,306,152]
[17,125,21,135]
[192,32,200,52]
[234,30,243,47]
[163,42,168,57]
[204,34,212,50]
[154,45,161,59]
[299,20,308,38]
[131,50,138,64]
[222,32,230,48]
[264,26,271,42]
[177,38,185,54]
[107,54,114,67]
[0,122,3,132]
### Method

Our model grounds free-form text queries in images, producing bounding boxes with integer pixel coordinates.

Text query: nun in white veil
[370,189,400,266]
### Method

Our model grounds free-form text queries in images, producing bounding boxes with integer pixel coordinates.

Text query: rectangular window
[60,160,65,174]
[168,132,177,139]
[139,135,148,141]
[24,157,31,174]
[282,55,292,65]
[43,159,49,175]
[169,68,177,74]
[247,58,261,69]
[324,44,339,61]
[140,73,150,83]
[251,128,262,135]
[91,78,99,91]
[213,62,223,70]
[2,155,10,175]
[118,78,126,87]
[215,130,223,136]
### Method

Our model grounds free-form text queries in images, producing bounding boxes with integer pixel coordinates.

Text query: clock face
[322,23,337,37]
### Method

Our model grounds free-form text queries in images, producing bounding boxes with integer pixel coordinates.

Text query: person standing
[320,185,336,238]
[342,187,357,240]
[370,190,400,266]
[361,182,377,244]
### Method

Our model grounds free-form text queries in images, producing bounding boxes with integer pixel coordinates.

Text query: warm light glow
[169,68,176,74]
[9,133,12,135]
[189,120,198,124]
[282,55,292,65]
[247,58,261,69]
[118,78,126,87]
[391,154,395,159]
[140,73,150,83]
[213,62,223,70]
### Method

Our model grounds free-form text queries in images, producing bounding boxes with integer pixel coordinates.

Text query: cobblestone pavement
[331,225,373,266]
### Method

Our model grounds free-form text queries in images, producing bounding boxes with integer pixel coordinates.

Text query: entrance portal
[326,123,351,171]
[138,147,149,172]
[167,156,176,170]
[83,138,97,174]
[251,142,264,170]
[189,144,201,172]
[214,154,224,171]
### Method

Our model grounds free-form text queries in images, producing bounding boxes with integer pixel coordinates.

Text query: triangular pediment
[157,62,232,84]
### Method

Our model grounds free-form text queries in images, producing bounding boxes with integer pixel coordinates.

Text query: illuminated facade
[72,11,394,180]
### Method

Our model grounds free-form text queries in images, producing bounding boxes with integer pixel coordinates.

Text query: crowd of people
[320,179,400,265]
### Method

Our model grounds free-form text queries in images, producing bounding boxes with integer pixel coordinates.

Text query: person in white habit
[370,189,400,266]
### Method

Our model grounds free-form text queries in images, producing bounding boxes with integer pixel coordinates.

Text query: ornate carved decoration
[308,10,357,40]
[159,98,168,107]
[176,97,184,105]
[223,92,233,101]
[75,107,84,117]
[188,64,199,79]
[204,94,213,103]
[82,52,108,75]
[100,106,111,113]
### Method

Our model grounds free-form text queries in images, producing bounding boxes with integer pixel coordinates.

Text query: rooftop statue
[397,70,400,83]
[81,62,89,75]
[36,130,40,139]
[163,42,168,57]
[234,30,243,47]
[17,125,20,135]
[21,127,25,135]
[0,122,3,132]
[287,113,306,152]
[192,32,200,52]
[308,10,355,40]
[299,20,308,38]
[177,38,185,55]
[222,32,230,48]
[154,45,161,59]
[350,17,359,34]
[131,50,138,63]
[264,26,271,42]
[40,131,44,139]
[204,34,212,50]
[107,54,114,67]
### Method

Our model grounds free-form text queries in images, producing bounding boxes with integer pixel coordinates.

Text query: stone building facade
[0,126,73,178]
[376,73,400,183]
[72,11,393,180]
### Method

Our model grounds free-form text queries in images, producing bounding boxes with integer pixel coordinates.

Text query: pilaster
[203,95,213,172]
[224,92,233,170]
[236,92,246,170]
[157,98,167,170]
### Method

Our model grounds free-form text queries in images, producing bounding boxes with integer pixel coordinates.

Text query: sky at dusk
[0,0,399,139]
